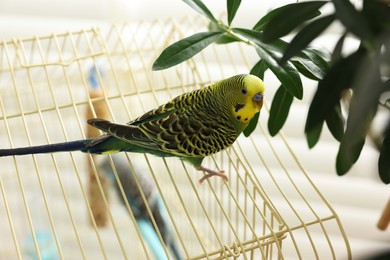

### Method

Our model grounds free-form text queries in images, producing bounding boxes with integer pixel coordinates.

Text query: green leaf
[280,14,335,64]
[250,59,268,80]
[305,50,365,132]
[258,38,330,81]
[227,0,241,26]
[233,28,303,99]
[325,102,344,142]
[331,33,347,65]
[343,53,384,146]
[152,31,223,71]
[302,48,331,67]
[208,22,239,44]
[291,48,330,81]
[183,0,218,23]
[382,79,390,109]
[362,0,390,34]
[336,51,384,176]
[268,85,294,136]
[252,6,286,31]
[261,1,328,42]
[208,21,221,32]
[379,125,390,184]
[214,35,239,44]
[246,25,330,83]
[243,111,260,137]
[332,0,372,40]
[336,132,365,175]
[257,45,303,99]
[292,61,320,81]
[306,122,323,148]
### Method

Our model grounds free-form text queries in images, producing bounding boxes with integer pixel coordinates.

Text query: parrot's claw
[198,165,228,184]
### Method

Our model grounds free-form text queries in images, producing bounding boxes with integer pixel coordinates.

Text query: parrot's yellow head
[226,74,265,126]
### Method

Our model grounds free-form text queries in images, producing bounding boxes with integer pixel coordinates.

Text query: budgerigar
[0,74,265,183]
[100,154,182,260]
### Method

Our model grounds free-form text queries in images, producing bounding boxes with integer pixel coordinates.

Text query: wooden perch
[87,89,110,227]
[377,197,390,231]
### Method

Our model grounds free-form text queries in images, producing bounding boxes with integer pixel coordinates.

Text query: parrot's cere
[0,74,265,183]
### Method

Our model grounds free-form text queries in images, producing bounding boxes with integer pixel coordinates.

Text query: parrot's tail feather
[0,140,90,157]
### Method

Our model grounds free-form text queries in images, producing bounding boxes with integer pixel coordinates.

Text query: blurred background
[0,0,388,259]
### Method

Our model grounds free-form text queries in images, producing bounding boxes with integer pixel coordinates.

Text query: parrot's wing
[87,100,178,149]
[128,101,176,126]
[87,118,161,151]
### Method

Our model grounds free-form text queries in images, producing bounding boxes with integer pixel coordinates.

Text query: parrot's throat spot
[234,103,245,112]
[233,102,256,124]
[236,115,249,121]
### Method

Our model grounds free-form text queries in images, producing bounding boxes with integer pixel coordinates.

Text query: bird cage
[0,16,351,260]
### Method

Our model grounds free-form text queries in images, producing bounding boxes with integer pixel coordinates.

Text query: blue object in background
[100,154,183,260]
[88,64,105,90]
[24,230,60,260]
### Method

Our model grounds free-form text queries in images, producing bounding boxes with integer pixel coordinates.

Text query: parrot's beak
[253,93,263,111]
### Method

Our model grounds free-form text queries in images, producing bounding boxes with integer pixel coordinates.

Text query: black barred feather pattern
[87,83,239,158]
[86,74,265,168]
[1,74,264,182]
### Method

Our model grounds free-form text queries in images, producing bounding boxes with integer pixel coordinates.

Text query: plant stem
[216,21,255,46]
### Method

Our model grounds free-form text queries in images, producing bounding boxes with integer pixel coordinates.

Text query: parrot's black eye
[241,88,247,95]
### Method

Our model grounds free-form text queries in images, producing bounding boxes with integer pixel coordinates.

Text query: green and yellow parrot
[0,74,265,183]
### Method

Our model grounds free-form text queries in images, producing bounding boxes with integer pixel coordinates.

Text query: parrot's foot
[198,165,228,184]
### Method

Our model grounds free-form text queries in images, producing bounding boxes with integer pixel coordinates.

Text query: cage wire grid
[0,16,351,260]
